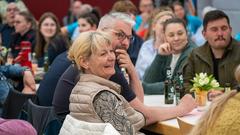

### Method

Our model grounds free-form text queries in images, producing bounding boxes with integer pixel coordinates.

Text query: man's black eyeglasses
[114,30,134,42]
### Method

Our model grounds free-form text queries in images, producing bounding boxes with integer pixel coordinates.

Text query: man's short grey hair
[98,12,135,30]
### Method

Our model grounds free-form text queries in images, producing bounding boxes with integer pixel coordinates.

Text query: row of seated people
[1,0,240,134]
[37,12,195,134]
[1,23,239,134]
[36,8,238,134]
[1,1,238,80]
[0,2,69,69]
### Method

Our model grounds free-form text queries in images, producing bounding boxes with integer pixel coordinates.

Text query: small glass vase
[195,90,208,111]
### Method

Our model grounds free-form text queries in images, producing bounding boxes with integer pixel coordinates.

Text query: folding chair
[1,89,36,119]
[27,99,62,135]
[177,117,194,135]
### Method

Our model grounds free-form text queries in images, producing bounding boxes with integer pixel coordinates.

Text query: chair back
[1,89,36,119]
[177,117,194,135]
[27,99,61,135]
[59,115,120,135]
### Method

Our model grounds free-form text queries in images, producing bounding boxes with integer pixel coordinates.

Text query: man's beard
[115,44,127,51]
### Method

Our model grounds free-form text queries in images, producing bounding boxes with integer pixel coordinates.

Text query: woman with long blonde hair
[189,65,240,135]
[135,11,175,80]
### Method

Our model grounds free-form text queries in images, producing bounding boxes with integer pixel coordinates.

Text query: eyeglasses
[114,30,134,42]
[6,8,19,12]
[102,28,134,42]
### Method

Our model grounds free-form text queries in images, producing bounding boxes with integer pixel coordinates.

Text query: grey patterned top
[93,90,133,135]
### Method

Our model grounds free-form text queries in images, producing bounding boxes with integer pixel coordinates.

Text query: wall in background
[23,0,139,25]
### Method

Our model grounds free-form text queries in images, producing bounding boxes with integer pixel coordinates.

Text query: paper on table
[179,109,203,125]
[179,101,211,125]
[144,95,209,126]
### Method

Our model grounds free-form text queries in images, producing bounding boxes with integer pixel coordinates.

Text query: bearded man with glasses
[111,0,143,66]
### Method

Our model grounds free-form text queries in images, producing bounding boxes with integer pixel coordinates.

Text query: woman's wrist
[22,68,31,76]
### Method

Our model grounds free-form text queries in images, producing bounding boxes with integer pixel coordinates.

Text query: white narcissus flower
[192,73,220,91]
[211,79,220,87]
[199,73,207,79]
[193,77,198,82]
[203,77,209,85]
[199,79,205,86]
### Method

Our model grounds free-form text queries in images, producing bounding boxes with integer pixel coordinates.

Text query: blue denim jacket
[0,64,25,104]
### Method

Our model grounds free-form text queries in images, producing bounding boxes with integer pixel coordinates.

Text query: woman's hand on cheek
[158,42,172,55]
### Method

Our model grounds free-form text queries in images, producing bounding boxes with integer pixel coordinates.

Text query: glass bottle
[175,71,185,105]
[43,52,48,72]
[31,53,38,75]
[224,83,231,92]
[6,48,14,65]
[0,46,7,60]
[177,71,185,98]
[164,67,174,104]
[121,68,129,84]
[175,85,181,105]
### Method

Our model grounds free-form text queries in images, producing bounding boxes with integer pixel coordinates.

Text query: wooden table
[144,120,181,135]
[143,95,204,135]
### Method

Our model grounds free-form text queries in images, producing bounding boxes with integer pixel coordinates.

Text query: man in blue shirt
[36,51,71,106]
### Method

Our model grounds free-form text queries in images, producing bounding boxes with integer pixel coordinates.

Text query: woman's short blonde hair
[68,31,112,70]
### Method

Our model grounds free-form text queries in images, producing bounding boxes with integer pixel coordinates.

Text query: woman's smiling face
[164,23,188,54]
[84,44,116,79]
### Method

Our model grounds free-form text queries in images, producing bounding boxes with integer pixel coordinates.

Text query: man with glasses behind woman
[111,0,143,65]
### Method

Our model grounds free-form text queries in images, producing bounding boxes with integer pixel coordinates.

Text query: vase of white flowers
[191,73,220,106]
[194,89,208,106]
